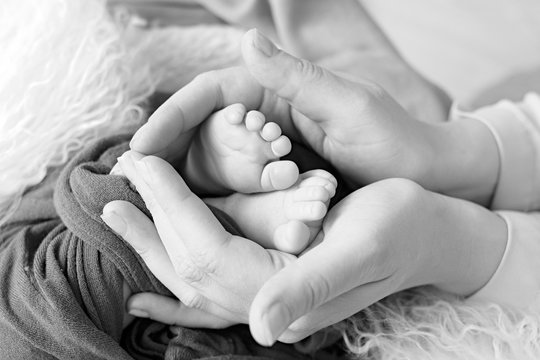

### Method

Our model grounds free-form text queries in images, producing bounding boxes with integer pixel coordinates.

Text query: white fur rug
[2,0,540,358]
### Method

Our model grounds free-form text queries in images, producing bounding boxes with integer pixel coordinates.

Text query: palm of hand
[287,83,419,187]
[206,234,295,321]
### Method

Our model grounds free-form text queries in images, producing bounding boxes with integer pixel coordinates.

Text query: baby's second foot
[183,104,299,195]
[205,170,337,254]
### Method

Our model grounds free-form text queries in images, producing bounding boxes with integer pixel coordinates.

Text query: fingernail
[259,303,290,346]
[110,163,123,176]
[130,127,144,148]
[252,29,276,57]
[128,308,149,318]
[101,209,127,237]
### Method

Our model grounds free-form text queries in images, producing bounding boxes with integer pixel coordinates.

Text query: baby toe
[261,122,282,141]
[293,186,331,203]
[300,169,338,187]
[245,110,266,131]
[273,221,310,255]
[270,135,292,157]
[299,174,337,198]
[224,103,246,125]
[260,160,299,192]
[287,201,328,221]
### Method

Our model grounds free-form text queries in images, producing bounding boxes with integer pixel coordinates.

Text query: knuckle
[301,272,332,312]
[189,249,219,275]
[173,259,206,285]
[180,291,207,310]
[295,58,324,83]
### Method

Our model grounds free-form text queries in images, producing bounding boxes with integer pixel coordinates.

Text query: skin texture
[105,154,506,346]
[181,104,299,195]
[103,30,507,346]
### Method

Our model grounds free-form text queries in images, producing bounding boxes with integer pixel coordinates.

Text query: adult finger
[117,151,245,317]
[101,200,196,300]
[118,151,230,253]
[103,199,239,321]
[241,29,366,123]
[248,237,392,346]
[277,279,396,343]
[130,66,264,157]
[127,293,234,329]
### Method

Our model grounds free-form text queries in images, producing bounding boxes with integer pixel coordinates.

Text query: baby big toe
[224,103,246,125]
[260,160,299,192]
[273,220,310,255]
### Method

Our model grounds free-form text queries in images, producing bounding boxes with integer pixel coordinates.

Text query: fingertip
[110,163,125,176]
[101,201,130,237]
[242,28,277,59]
[250,300,292,347]
[129,126,145,150]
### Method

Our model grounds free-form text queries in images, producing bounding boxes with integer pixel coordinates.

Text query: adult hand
[128,29,497,204]
[128,29,435,189]
[103,151,295,326]
[248,178,507,345]
[104,153,507,345]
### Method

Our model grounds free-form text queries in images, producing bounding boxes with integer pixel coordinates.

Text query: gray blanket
[0,135,310,360]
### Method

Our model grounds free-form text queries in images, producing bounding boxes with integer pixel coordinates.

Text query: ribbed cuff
[452,94,540,211]
[468,211,540,310]
[468,95,540,210]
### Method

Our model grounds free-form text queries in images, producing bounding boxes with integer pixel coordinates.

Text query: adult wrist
[421,116,499,206]
[425,193,507,296]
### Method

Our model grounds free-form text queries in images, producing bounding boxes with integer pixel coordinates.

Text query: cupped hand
[103,151,296,326]
[129,29,435,189]
[103,152,506,345]
[105,150,436,336]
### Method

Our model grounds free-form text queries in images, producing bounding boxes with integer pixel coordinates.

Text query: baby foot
[182,103,299,195]
[204,170,337,254]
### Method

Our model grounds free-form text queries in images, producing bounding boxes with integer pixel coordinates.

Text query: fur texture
[0,0,155,224]
[342,288,540,359]
[2,0,540,358]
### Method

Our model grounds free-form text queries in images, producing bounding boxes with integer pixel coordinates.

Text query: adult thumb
[241,29,360,122]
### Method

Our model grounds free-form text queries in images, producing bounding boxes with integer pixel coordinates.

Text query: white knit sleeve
[455,93,540,211]
[468,211,540,310]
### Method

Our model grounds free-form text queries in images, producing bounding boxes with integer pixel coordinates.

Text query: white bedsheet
[363,0,540,102]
